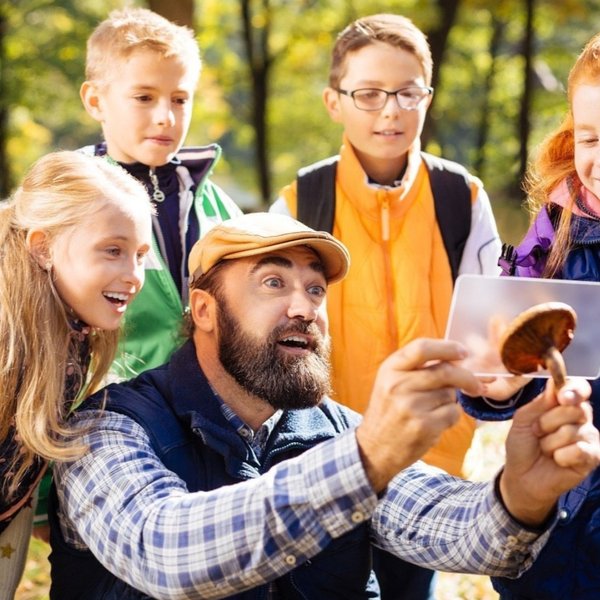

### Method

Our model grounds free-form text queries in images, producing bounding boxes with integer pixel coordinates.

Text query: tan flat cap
[188,212,350,285]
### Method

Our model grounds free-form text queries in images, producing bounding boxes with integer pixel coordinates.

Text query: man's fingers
[513,378,590,429]
[385,339,483,397]
[555,377,592,406]
[537,402,591,438]
[552,438,600,471]
[539,422,588,456]
[390,338,468,371]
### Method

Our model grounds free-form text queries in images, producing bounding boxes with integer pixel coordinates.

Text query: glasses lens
[350,87,430,111]
[396,87,429,110]
[352,89,387,110]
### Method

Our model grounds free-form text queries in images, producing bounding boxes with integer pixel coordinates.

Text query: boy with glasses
[270,13,501,599]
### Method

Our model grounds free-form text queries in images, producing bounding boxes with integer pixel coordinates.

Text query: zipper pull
[149,168,166,203]
[380,192,390,241]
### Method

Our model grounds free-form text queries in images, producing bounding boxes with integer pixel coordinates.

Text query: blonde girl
[0,150,152,597]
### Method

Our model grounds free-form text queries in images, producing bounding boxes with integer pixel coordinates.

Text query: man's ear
[80,81,104,123]
[26,229,51,270]
[189,288,217,333]
[323,87,343,123]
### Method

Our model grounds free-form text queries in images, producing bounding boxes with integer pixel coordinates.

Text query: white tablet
[445,274,600,379]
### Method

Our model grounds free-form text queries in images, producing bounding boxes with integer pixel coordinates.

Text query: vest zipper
[380,192,390,242]
[379,192,398,348]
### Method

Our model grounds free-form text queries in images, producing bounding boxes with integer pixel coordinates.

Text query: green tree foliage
[1,0,124,195]
[4,0,600,213]
[432,0,600,204]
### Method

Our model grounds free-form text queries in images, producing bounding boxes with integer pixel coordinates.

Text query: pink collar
[549,178,600,218]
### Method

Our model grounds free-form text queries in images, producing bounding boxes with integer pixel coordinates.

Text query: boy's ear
[189,288,217,333]
[80,81,104,123]
[322,87,343,123]
[26,229,51,269]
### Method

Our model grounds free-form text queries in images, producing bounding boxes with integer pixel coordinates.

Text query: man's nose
[286,289,319,321]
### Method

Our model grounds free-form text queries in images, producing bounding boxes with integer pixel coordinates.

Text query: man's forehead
[247,246,326,275]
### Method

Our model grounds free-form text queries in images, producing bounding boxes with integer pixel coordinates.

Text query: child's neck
[355,148,408,186]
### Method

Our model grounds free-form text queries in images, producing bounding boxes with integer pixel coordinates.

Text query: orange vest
[280,139,477,476]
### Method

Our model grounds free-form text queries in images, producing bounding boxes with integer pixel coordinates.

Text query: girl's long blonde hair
[525,32,600,275]
[0,150,152,492]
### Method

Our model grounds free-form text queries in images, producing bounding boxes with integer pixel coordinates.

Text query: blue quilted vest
[49,341,379,599]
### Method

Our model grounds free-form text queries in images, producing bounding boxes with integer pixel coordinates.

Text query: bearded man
[48,213,600,600]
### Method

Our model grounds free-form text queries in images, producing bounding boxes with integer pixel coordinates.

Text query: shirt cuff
[303,430,378,538]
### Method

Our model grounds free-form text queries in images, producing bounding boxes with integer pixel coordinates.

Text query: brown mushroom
[499,301,577,389]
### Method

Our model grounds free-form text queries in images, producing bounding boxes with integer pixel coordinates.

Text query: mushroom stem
[543,345,567,390]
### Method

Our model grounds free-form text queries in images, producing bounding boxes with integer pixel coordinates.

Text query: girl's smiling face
[573,83,600,199]
[47,199,151,330]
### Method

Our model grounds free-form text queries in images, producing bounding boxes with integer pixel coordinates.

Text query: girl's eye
[136,251,148,264]
[106,247,121,257]
[135,95,153,103]
[173,97,188,105]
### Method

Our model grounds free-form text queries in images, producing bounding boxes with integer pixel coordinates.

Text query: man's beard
[216,298,332,410]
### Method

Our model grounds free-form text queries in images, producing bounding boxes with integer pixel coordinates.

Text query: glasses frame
[336,86,434,112]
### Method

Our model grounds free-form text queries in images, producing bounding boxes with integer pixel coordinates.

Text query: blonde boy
[271,14,501,599]
[81,7,242,376]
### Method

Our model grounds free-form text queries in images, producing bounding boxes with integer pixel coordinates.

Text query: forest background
[4,0,600,598]
[3,0,600,244]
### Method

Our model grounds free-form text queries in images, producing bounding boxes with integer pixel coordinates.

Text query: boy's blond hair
[329,14,433,89]
[85,7,201,87]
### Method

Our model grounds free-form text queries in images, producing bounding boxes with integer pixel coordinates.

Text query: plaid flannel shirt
[53,410,552,599]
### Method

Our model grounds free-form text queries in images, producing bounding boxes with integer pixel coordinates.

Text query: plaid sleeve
[371,462,552,578]
[53,411,377,599]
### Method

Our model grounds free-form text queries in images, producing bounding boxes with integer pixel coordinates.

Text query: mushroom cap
[500,301,577,375]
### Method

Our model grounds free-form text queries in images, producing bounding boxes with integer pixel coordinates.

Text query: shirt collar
[218,399,283,460]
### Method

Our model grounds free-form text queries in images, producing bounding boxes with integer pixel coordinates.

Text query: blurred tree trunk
[147,0,195,28]
[475,16,506,175]
[423,0,462,146]
[517,0,535,190]
[428,0,462,91]
[0,6,9,198]
[240,0,272,206]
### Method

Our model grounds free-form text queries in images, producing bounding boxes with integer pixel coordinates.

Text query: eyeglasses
[336,86,433,111]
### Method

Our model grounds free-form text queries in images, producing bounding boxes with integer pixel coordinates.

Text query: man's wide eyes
[264,277,283,288]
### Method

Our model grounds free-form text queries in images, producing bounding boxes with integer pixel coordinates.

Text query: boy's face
[81,49,197,168]
[323,41,431,185]
[572,83,600,199]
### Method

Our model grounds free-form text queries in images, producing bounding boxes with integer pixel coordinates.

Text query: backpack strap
[421,152,472,282]
[296,156,339,232]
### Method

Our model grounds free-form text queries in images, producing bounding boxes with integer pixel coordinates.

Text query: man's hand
[356,338,484,492]
[500,377,600,526]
